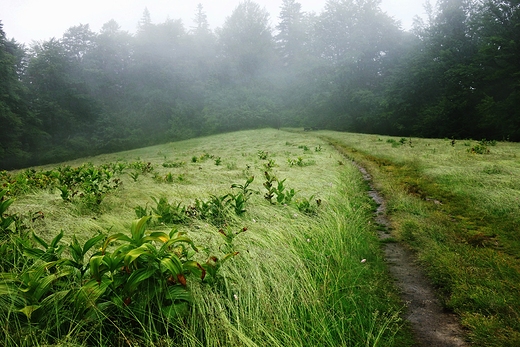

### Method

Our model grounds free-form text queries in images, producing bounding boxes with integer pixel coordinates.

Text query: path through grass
[320,131,520,346]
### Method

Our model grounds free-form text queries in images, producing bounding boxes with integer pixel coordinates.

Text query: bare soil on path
[353,161,469,347]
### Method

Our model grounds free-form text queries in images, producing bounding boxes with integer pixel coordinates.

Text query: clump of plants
[230,176,255,215]
[54,164,122,209]
[129,161,154,174]
[263,159,277,171]
[295,196,322,215]
[287,157,316,167]
[0,215,242,345]
[468,143,490,154]
[257,150,269,160]
[162,160,186,168]
[136,176,257,227]
[263,171,296,205]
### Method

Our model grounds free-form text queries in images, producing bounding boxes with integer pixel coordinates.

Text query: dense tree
[276,0,308,66]
[218,0,274,81]
[471,0,520,140]
[0,22,33,167]
[1,0,520,169]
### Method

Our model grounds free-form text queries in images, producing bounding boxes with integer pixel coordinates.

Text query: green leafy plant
[129,161,154,174]
[295,195,321,215]
[275,179,296,204]
[150,197,189,225]
[230,176,255,215]
[164,172,175,183]
[387,138,401,147]
[0,216,222,341]
[128,170,140,182]
[257,150,268,160]
[288,157,315,167]
[479,138,497,147]
[162,161,186,168]
[0,190,16,235]
[263,172,296,205]
[263,159,277,171]
[468,143,490,154]
[263,171,277,203]
[200,195,231,226]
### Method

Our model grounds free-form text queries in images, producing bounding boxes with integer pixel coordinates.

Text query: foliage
[0,216,241,344]
[1,1,520,169]
[162,160,186,168]
[263,171,297,205]
[230,176,255,215]
[325,131,520,346]
[0,129,413,346]
[0,189,15,234]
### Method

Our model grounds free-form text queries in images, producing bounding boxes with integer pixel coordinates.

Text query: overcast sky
[1,0,431,45]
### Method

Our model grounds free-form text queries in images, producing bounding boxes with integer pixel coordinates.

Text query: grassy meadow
[0,129,412,346]
[321,132,520,347]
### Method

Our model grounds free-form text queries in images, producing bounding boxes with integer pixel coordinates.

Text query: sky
[0,0,431,45]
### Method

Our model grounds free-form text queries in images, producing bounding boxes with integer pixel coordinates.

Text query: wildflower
[234,294,238,301]
[361,259,367,263]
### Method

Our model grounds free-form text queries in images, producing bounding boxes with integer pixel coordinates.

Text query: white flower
[234,294,238,301]
[361,259,367,263]
[307,238,311,243]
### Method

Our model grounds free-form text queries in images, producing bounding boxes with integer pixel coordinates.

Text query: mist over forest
[0,0,519,170]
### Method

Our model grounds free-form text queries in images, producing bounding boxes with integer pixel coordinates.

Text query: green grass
[320,131,520,346]
[0,129,412,346]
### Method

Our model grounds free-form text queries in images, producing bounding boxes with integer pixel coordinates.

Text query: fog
[1,0,429,44]
[1,0,518,170]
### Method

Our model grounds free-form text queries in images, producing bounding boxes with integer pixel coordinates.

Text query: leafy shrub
[263,159,277,171]
[136,197,189,225]
[263,172,297,205]
[257,150,269,160]
[53,164,122,209]
[295,196,322,215]
[479,138,497,146]
[0,216,240,344]
[468,144,490,154]
[129,161,154,174]
[0,190,15,235]
[162,160,186,168]
[288,157,315,167]
[230,176,255,215]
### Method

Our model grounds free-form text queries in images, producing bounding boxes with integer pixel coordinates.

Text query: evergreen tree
[0,22,34,168]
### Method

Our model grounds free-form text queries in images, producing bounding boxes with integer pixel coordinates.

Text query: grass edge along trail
[320,132,520,347]
[0,129,414,346]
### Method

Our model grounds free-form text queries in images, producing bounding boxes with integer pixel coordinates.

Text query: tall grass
[0,129,411,346]
[175,168,408,346]
[322,131,520,346]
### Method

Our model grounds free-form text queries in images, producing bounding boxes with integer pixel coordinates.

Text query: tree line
[1,0,518,169]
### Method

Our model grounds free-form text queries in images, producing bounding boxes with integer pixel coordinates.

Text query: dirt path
[354,162,469,347]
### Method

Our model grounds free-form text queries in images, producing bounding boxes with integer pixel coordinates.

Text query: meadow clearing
[1,129,411,347]
[2,128,519,346]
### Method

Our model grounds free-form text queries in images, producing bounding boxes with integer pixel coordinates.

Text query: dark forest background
[1,0,519,169]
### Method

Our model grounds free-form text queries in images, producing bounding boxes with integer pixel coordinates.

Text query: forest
[0,0,519,170]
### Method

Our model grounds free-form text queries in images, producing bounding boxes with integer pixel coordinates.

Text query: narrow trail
[351,159,469,347]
